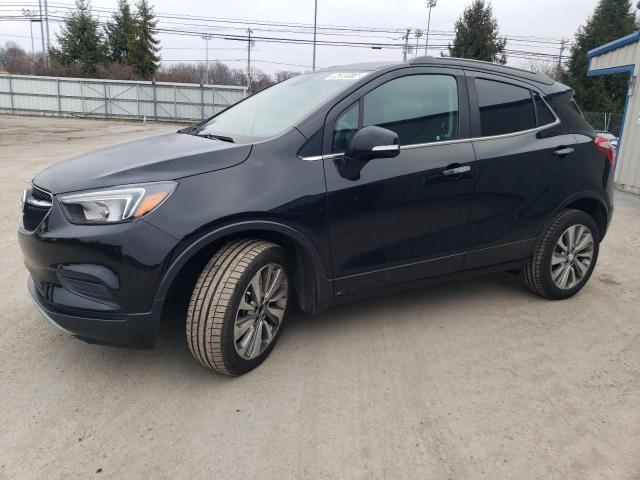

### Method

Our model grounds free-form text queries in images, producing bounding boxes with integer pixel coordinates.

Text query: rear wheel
[523,209,599,299]
[186,239,291,376]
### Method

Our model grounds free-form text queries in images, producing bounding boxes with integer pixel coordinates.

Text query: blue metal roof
[587,31,640,59]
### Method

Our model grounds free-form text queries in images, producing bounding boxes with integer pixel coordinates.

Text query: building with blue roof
[588,31,640,194]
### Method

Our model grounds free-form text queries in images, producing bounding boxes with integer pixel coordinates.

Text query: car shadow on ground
[146,271,531,379]
[29,271,533,387]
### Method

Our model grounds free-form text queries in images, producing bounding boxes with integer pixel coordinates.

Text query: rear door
[322,67,477,296]
[463,71,580,270]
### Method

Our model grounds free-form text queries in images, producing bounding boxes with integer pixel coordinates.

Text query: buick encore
[18,57,615,375]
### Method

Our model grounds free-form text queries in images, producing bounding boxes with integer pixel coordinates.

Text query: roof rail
[407,56,555,85]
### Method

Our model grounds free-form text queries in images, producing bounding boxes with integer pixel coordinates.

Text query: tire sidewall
[220,246,292,375]
[539,211,600,299]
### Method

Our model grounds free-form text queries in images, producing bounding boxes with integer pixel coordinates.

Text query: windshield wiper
[177,124,201,135]
[197,133,235,143]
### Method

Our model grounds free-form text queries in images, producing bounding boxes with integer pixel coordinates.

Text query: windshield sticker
[325,72,368,81]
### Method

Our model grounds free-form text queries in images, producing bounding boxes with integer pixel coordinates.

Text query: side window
[534,93,556,126]
[332,102,359,153]
[475,79,536,136]
[363,75,459,145]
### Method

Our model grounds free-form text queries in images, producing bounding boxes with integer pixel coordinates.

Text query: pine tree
[563,0,639,115]
[104,0,136,63]
[128,0,161,79]
[446,0,507,64]
[49,0,105,75]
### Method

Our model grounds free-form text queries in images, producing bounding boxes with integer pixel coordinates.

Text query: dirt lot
[0,115,639,479]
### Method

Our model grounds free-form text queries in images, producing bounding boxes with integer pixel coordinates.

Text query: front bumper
[18,196,179,347]
[28,276,162,347]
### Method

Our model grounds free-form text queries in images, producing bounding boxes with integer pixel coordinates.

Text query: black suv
[19,57,615,375]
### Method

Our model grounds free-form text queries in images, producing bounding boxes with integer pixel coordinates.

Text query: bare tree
[0,42,34,73]
[1,40,302,91]
[512,59,563,81]
[274,71,300,83]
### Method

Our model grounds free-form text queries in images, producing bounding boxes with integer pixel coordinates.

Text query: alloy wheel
[550,224,594,290]
[234,263,288,360]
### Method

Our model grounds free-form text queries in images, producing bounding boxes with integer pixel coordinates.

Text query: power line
[0,3,573,68]
[1,1,572,44]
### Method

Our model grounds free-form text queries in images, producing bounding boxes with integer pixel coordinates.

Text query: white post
[425,0,437,56]
[312,0,318,71]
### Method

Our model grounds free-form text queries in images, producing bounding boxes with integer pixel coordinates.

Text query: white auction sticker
[325,72,368,80]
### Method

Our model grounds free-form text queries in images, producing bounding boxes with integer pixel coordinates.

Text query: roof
[409,56,556,85]
[323,56,556,87]
[587,31,640,59]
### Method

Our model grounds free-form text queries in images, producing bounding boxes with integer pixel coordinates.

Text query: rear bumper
[28,276,161,347]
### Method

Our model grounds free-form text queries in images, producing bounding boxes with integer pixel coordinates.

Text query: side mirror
[344,126,400,163]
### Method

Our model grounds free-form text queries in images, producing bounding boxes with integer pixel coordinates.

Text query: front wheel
[523,209,600,300]
[186,239,291,376]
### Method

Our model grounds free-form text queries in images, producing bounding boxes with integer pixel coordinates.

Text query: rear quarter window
[545,91,594,136]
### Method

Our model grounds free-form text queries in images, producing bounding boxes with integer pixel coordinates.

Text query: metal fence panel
[583,111,623,136]
[0,74,248,122]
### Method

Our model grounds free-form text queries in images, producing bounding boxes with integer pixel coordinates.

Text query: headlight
[58,182,177,224]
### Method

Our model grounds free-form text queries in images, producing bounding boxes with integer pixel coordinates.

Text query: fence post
[136,83,140,120]
[174,85,177,120]
[80,81,85,115]
[211,86,215,117]
[8,74,14,114]
[105,83,109,118]
[152,80,158,120]
[56,78,61,116]
[200,83,204,120]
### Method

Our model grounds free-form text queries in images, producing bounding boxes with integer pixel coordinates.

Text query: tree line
[1,0,639,117]
[0,0,295,91]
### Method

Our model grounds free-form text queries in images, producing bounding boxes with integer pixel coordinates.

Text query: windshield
[198,71,370,143]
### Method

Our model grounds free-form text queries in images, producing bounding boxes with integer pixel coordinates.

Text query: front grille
[22,186,52,231]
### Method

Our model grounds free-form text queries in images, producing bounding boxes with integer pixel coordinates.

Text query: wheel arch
[156,220,332,318]
[544,192,610,241]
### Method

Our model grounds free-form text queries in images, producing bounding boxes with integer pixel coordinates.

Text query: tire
[523,209,600,300]
[186,239,291,376]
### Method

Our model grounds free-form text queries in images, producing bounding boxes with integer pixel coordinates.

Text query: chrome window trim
[299,118,560,161]
[300,153,343,161]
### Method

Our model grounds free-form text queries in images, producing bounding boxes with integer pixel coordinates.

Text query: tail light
[595,136,616,167]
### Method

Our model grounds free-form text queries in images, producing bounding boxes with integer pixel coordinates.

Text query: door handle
[553,147,575,157]
[442,165,471,176]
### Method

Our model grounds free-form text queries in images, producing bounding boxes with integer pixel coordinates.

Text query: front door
[322,67,477,296]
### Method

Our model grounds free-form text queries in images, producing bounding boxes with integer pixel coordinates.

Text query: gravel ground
[1,115,639,480]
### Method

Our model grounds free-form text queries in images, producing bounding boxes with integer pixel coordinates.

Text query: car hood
[33,132,252,194]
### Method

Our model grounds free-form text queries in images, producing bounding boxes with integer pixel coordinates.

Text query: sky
[1,0,636,75]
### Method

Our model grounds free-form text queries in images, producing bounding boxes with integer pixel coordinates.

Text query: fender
[154,219,331,302]
[536,190,611,246]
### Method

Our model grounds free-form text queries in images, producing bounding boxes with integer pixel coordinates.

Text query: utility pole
[415,29,423,57]
[402,28,412,61]
[557,37,567,70]
[37,0,45,60]
[424,0,437,56]
[43,0,50,64]
[201,33,213,84]
[22,10,36,56]
[247,28,253,93]
[312,0,318,71]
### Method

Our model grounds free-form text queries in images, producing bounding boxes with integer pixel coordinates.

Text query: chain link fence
[582,111,623,136]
